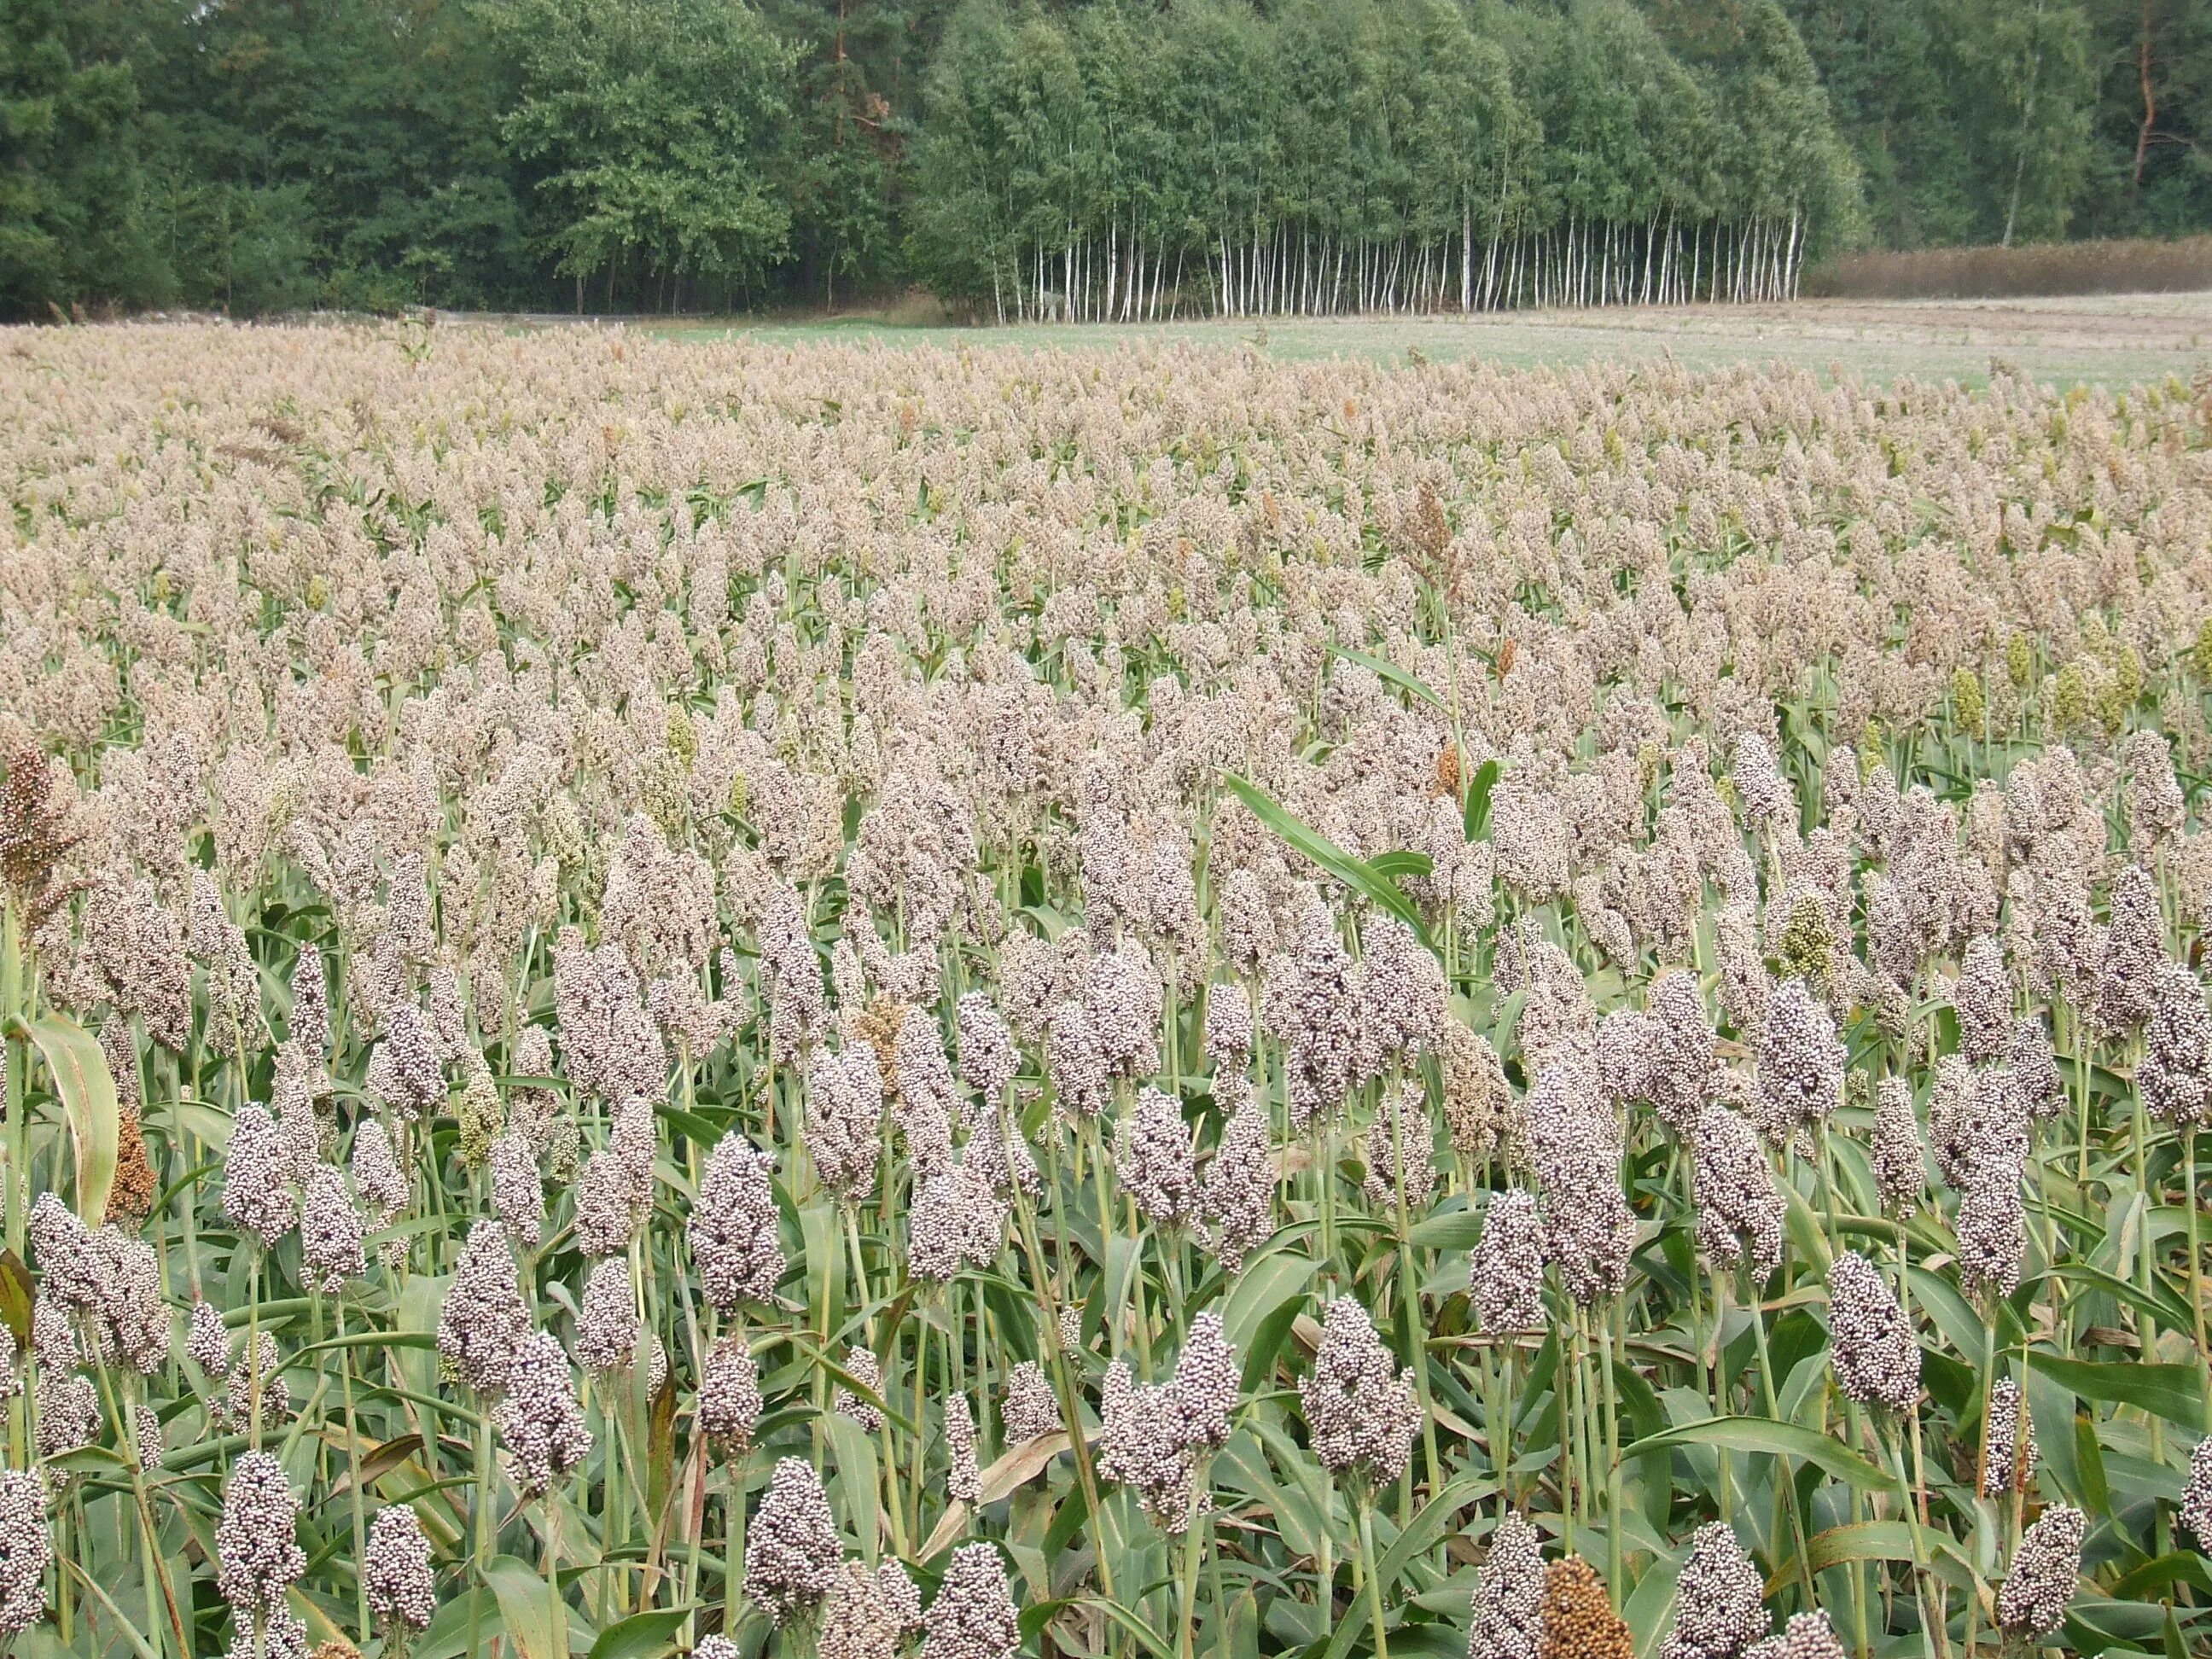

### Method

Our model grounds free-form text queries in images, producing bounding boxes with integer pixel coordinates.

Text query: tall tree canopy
[1,0,2199,320]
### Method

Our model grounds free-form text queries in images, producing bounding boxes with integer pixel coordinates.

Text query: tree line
[2,0,2204,323]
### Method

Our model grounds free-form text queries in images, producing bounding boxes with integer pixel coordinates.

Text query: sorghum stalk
[340,1300,370,1639]
[1354,1494,1390,1659]
[1745,1265,1817,1604]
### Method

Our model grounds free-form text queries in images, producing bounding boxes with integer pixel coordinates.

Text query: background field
[612,289,2212,389]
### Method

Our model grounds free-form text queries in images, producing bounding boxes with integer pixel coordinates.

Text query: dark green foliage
[1,0,2199,320]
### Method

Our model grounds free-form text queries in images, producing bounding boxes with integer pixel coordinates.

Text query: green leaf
[1463,758,1501,841]
[0,1250,30,1352]
[1220,772,1430,942]
[1323,1475,1487,1659]
[2028,1354,2209,1430]
[1326,644,1447,711]
[1621,1416,1895,1491]
[2110,1553,2212,1600]
[25,1012,119,1225]
[2040,1263,2196,1336]
[586,1608,691,1659]
[1221,1248,1315,1388]
[485,1553,567,1659]
[1805,1519,1958,1571]
[822,1410,882,1546]
[1366,851,1435,881]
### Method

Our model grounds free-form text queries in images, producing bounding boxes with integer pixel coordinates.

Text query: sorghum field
[4,322,2212,1659]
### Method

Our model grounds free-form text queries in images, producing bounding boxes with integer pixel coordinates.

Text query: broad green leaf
[2040,1262,2195,1335]
[1805,1519,1959,1571]
[1463,758,1501,841]
[26,1012,119,1224]
[1220,772,1431,943]
[2028,1353,2209,1430]
[1621,1416,1895,1491]
[1366,850,1435,880]
[1322,1474,1487,1659]
[822,1411,882,1551]
[486,1552,567,1659]
[2110,1553,2212,1600]
[587,1610,691,1659]
[0,1250,30,1351]
[1326,644,1447,711]
[1221,1248,1314,1386]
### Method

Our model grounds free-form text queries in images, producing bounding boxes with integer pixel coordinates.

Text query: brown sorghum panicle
[1538,1557,1631,1659]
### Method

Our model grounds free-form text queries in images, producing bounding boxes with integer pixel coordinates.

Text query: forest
[2,0,2208,321]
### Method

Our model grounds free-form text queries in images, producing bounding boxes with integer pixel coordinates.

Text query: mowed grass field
[620,288,2212,387]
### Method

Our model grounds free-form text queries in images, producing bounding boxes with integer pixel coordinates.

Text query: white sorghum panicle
[573,1256,638,1377]
[222,1105,300,1248]
[1441,1022,1518,1167]
[1826,1252,1920,1413]
[835,1344,885,1431]
[2139,963,2212,1127]
[2182,1435,2212,1546]
[907,1160,1006,1283]
[1659,1522,1767,1659]
[806,1044,886,1205]
[1003,1360,1061,1444]
[2096,864,2164,1034]
[1752,980,1842,1150]
[1692,1103,1784,1278]
[35,1366,99,1460]
[0,1470,48,1634]
[945,1393,982,1505]
[1350,912,1447,1075]
[1361,1080,1437,1213]
[1744,1611,1848,1659]
[299,1164,366,1292]
[363,1504,437,1632]
[2124,728,2186,852]
[1951,935,2011,1064]
[102,1229,170,1373]
[957,992,1019,1104]
[188,1299,233,1377]
[691,1131,784,1311]
[1198,1081,1274,1273]
[923,1543,1021,1659]
[366,1004,447,1120]
[494,1332,591,1498]
[289,945,329,1057]
[437,1220,528,1395]
[1527,1059,1634,1307]
[894,1004,963,1155]
[1264,894,1357,1128]
[216,1451,304,1615]
[1299,1296,1420,1488]
[351,1117,409,1225]
[1097,1312,1238,1531]
[1982,1377,2038,1499]
[745,1457,841,1626]
[819,1558,906,1659]
[1174,1313,1240,1449]
[217,1330,292,1431]
[2008,1017,2064,1120]
[1995,1505,2084,1639]
[1469,1189,1545,1333]
[489,1128,546,1248]
[698,1335,763,1454]
[1204,987,1254,1067]
[1467,1511,1544,1659]
[1646,971,1717,1134]
[1871,1079,1925,1218]
[1119,1086,1198,1229]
